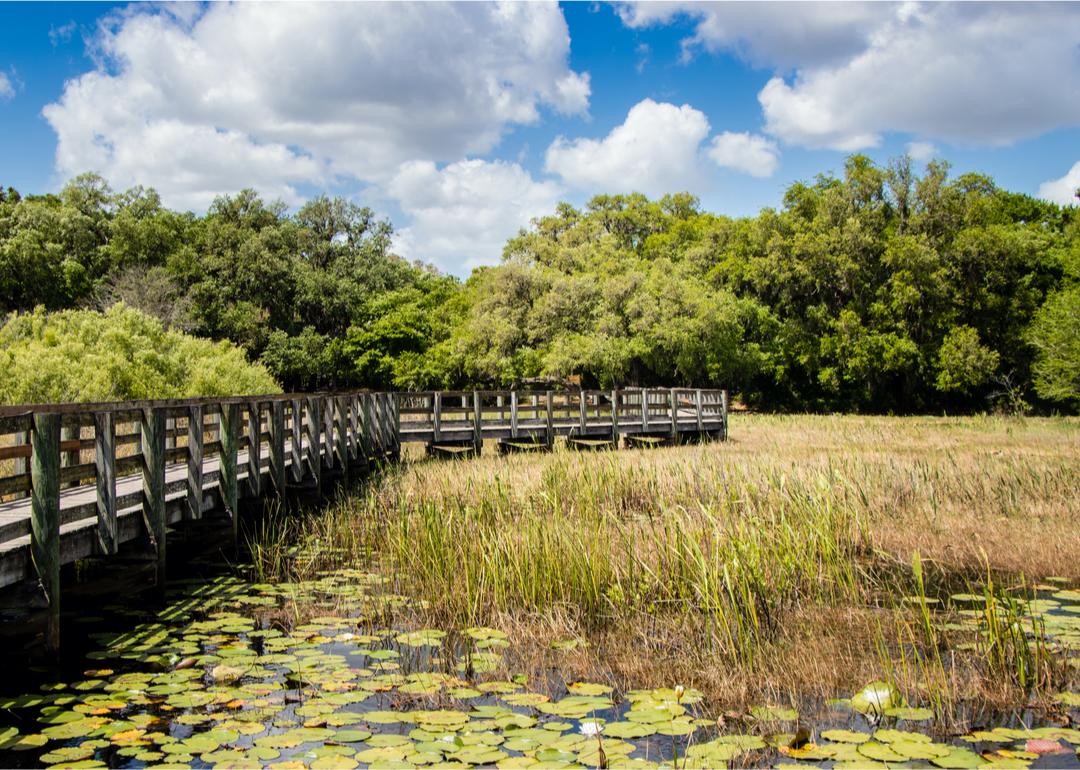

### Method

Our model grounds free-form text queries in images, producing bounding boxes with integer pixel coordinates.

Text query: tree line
[1,155,1077,411]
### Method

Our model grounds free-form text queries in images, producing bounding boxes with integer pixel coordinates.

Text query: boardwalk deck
[0,387,726,648]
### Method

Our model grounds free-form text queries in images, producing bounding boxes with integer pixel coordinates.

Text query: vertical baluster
[186,406,203,520]
[31,412,61,652]
[219,404,240,552]
[95,411,118,553]
[141,407,166,592]
[472,391,483,454]
[269,400,286,495]
[290,399,303,483]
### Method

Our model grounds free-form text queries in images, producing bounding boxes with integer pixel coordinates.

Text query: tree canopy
[0,304,278,404]
[2,156,1077,412]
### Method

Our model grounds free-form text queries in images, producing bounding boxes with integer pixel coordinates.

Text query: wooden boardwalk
[0,388,726,648]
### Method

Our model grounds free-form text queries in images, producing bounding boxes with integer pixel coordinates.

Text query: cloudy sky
[2,1,1079,274]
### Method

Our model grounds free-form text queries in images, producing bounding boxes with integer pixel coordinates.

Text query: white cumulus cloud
[905,141,937,162]
[0,72,14,100]
[617,2,891,69]
[43,2,589,210]
[544,98,711,197]
[620,2,1080,151]
[707,132,779,177]
[1038,162,1080,207]
[388,159,563,274]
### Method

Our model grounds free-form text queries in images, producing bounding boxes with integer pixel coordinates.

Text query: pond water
[0,556,1077,769]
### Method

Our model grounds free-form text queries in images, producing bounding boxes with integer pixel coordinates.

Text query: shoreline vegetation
[3,152,1079,414]
[245,414,1080,726]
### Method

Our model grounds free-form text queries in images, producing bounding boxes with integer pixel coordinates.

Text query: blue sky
[2,2,1079,275]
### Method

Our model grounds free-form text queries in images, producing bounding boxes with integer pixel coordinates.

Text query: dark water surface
[0,540,1077,769]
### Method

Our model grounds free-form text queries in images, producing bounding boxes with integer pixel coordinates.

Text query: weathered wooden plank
[472,391,483,454]
[359,394,372,460]
[141,408,167,589]
[391,393,401,455]
[433,392,442,442]
[510,391,519,439]
[290,399,303,483]
[545,391,554,447]
[611,389,620,444]
[95,412,117,554]
[305,397,321,490]
[31,412,61,651]
[695,389,704,434]
[246,402,261,497]
[269,400,286,496]
[334,396,347,470]
[669,389,679,440]
[219,404,240,550]
[186,406,203,521]
[348,396,359,462]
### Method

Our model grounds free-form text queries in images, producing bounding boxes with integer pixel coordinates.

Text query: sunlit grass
[247,413,1080,718]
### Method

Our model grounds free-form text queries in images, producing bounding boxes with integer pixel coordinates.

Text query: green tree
[1026,288,1080,406]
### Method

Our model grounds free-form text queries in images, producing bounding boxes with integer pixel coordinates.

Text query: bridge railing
[0,387,725,650]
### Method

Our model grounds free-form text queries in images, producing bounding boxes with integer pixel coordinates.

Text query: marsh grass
[246,414,1080,718]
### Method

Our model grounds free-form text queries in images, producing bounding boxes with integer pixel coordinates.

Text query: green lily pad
[821,729,871,744]
[750,705,798,722]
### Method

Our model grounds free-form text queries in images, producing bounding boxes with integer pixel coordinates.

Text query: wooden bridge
[0,388,727,649]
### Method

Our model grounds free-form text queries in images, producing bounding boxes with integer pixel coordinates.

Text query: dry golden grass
[255,414,1080,717]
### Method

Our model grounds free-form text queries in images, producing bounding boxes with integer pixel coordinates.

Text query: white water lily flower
[580,721,604,737]
[674,685,685,701]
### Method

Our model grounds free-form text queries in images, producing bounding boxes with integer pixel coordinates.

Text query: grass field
[250,414,1080,724]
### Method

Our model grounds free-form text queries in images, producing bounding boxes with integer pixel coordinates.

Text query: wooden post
[721,389,729,441]
[392,393,401,456]
[269,400,286,496]
[95,412,117,554]
[641,388,650,432]
[333,396,347,471]
[360,394,372,460]
[510,391,519,439]
[141,407,166,591]
[371,395,382,454]
[472,391,483,454]
[246,402,261,497]
[433,392,442,442]
[186,406,203,521]
[669,389,679,442]
[579,391,587,434]
[611,389,620,445]
[13,427,26,481]
[219,404,240,552]
[545,390,554,448]
[322,397,334,470]
[290,399,303,483]
[348,396,359,462]
[302,397,318,487]
[31,412,61,652]
[695,389,704,434]
[60,423,78,473]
